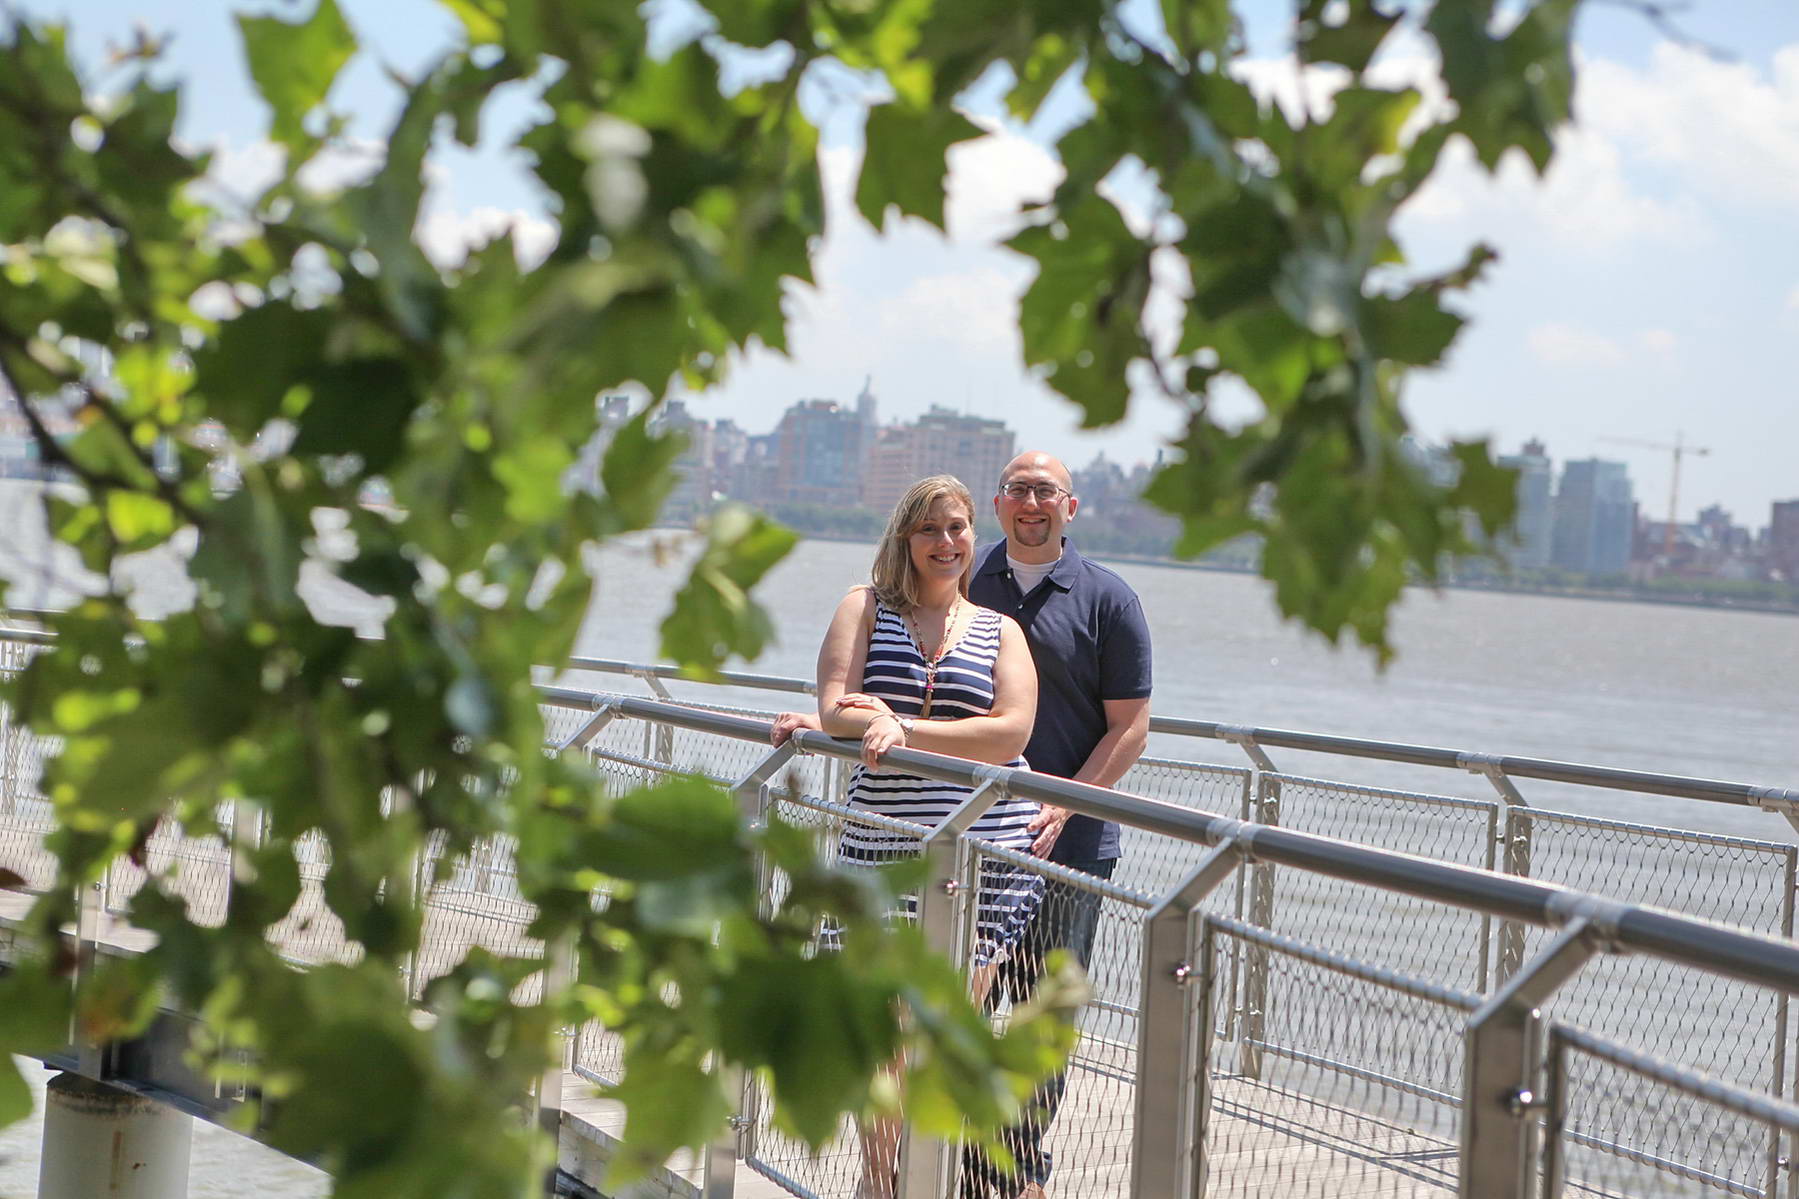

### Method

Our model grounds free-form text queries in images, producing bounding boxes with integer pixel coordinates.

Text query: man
[964,450,1152,1199]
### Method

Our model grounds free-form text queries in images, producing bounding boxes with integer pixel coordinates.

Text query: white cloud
[416,206,558,269]
[1786,284,1799,311]
[1580,43,1799,211]
[1527,323,1625,366]
[946,127,1061,242]
[876,267,1022,349]
[1638,328,1679,355]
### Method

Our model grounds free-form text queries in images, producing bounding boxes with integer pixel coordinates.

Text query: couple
[772,451,1153,1199]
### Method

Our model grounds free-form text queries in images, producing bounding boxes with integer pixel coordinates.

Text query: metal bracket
[1459,752,1528,807]
[1216,724,1276,772]
[554,697,622,752]
[1751,787,1799,839]
[632,669,673,701]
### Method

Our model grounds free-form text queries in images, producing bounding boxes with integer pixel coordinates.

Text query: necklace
[906,595,962,720]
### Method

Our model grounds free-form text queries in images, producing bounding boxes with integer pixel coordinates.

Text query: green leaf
[1299,0,1400,74]
[1362,288,1464,367]
[856,103,984,232]
[605,1050,729,1184]
[0,1057,30,1131]
[194,303,333,436]
[288,358,421,474]
[236,0,357,149]
[596,411,684,534]
[659,506,797,674]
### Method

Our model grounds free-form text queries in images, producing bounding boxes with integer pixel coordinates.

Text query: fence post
[1771,847,1797,1199]
[1540,1026,1569,1199]
[1462,755,1530,984]
[1496,808,1533,983]
[1460,917,1602,1199]
[896,770,1008,1199]
[697,738,802,1199]
[1240,774,1280,1080]
[1132,842,1243,1199]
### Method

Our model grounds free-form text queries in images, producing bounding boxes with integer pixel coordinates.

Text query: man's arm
[1027,696,1151,856]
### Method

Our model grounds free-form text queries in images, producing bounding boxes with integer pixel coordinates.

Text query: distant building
[1552,458,1636,576]
[771,399,871,509]
[861,405,1014,512]
[1770,500,1799,581]
[653,398,710,518]
[1497,438,1554,570]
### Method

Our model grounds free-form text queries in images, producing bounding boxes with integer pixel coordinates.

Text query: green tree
[0,0,1578,1192]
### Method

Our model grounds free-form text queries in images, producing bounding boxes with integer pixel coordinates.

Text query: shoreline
[754,526,1799,619]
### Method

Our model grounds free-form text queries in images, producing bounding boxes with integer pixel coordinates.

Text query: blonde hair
[870,475,974,612]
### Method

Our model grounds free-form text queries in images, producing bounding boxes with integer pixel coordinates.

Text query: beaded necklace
[906,595,963,719]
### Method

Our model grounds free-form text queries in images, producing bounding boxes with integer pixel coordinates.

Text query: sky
[24,0,1799,528]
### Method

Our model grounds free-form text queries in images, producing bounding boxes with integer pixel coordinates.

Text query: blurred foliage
[0,0,1580,1192]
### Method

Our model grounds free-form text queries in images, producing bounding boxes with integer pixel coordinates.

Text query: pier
[4,643,1799,1197]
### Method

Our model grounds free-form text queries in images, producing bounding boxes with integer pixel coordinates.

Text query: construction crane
[1599,432,1712,562]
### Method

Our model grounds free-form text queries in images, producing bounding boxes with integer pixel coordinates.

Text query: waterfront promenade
[6,651,1799,1197]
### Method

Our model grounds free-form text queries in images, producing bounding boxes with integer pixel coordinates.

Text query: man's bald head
[998,451,1073,494]
[994,450,1078,563]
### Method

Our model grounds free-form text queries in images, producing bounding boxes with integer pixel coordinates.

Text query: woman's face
[908,496,975,590]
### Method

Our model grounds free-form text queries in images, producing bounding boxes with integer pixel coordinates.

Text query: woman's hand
[859,711,908,768]
[770,710,822,747]
[833,692,894,717]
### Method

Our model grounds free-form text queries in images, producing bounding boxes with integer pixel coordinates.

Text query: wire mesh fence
[7,661,1799,1199]
[958,843,1154,1199]
[1510,808,1798,1193]
[736,790,934,1199]
[103,808,237,927]
[1200,915,1476,1199]
[1111,757,1252,899]
[1547,1022,1799,1199]
[1254,773,1500,994]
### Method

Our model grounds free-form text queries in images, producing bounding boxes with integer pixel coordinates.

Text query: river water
[2,483,1797,1194]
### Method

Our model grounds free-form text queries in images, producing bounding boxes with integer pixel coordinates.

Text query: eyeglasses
[999,482,1070,503]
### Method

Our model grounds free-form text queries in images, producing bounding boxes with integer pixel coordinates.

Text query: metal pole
[1240,775,1279,1080]
[706,739,800,1191]
[1460,918,1603,1199]
[896,774,1007,1199]
[1773,847,1797,1199]
[1541,1027,1569,1199]
[37,1074,193,1199]
[1129,842,1243,1199]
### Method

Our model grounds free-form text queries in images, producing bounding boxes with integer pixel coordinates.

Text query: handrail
[11,631,1792,809]
[536,686,1799,997]
[551,658,1797,810]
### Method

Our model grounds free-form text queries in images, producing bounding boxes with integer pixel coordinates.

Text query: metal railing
[5,637,1799,1197]
[529,687,1799,1199]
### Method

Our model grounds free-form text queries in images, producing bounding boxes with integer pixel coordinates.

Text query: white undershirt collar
[1006,551,1059,595]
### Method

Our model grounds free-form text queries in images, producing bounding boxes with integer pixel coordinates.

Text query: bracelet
[869,712,912,741]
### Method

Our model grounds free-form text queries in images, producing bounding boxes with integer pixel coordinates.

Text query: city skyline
[28,1,1799,524]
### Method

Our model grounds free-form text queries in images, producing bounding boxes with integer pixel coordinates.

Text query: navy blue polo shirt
[970,537,1152,863]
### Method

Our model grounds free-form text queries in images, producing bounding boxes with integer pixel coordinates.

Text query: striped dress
[837,599,1045,967]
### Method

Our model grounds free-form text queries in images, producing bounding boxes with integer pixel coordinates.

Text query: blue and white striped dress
[838,599,1044,967]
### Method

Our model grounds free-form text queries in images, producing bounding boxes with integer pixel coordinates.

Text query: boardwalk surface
[0,886,1465,1199]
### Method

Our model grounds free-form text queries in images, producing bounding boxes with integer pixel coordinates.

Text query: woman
[770,474,1042,1199]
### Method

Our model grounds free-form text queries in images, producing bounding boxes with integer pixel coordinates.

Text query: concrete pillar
[37,1073,192,1199]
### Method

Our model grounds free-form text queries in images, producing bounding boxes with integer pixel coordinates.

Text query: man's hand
[770,710,822,746]
[1026,804,1070,857]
